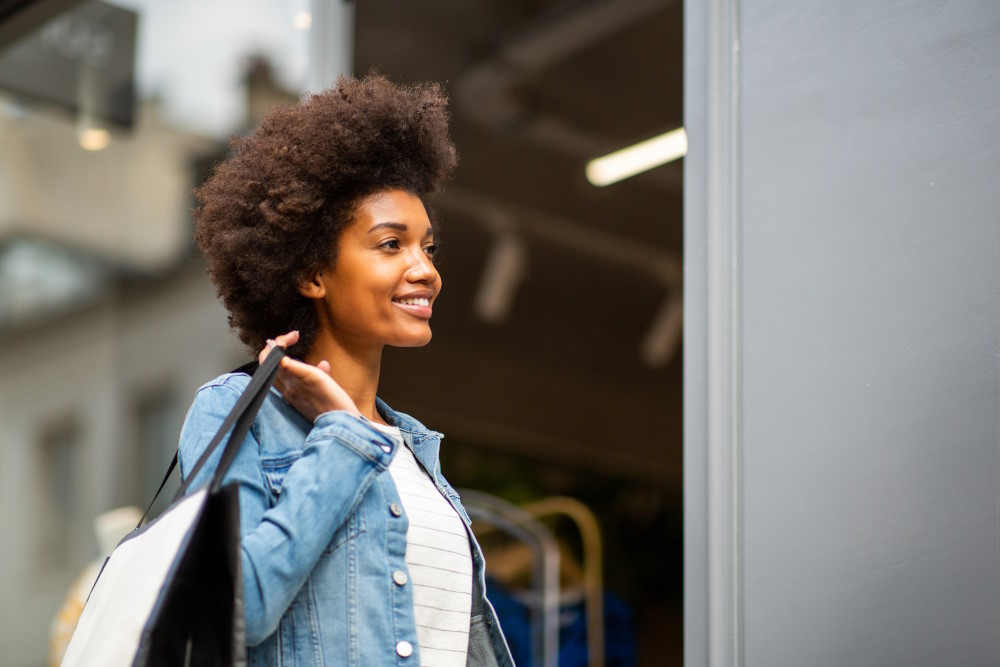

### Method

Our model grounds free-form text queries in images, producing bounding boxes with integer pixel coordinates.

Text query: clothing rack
[459,490,560,667]
[520,497,605,667]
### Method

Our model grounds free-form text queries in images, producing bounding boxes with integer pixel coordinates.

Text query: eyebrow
[367,222,434,236]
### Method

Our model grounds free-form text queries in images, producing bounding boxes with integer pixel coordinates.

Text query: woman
[180,74,514,666]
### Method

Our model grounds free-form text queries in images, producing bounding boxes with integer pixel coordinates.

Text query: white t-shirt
[368,420,473,667]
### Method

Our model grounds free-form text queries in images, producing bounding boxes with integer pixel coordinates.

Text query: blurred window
[133,387,179,516]
[0,238,109,333]
[35,417,82,569]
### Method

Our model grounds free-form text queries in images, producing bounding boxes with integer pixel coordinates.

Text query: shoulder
[181,372,309,458]
[190,372,291,417]
[179,374,249,430]
[196,371,253,397]
[181,373,256,425]
[189,371,308,430]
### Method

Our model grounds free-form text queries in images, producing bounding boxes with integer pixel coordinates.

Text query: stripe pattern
[371,422,472,666]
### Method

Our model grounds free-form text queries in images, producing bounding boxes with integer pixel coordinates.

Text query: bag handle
[136,346,284,529]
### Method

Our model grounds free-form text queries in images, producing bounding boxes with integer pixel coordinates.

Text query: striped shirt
[369,421,473,667]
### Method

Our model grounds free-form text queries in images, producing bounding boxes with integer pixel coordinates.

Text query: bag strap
[177,346,284,496]
[137,452,179,528]
[135,347,284,529]
[206,358,279,493]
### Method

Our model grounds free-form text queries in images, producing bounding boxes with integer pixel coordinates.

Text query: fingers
[278,355,318,378]
[250,338,357,420]
[272,331,299,349]
[258,330,300,364]
[275,357,329,392]
[272,357,357,421]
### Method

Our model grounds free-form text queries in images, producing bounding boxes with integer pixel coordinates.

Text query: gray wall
[685,1,1000,665]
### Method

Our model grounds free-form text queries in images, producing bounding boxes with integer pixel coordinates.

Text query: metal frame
[684,0,743,664]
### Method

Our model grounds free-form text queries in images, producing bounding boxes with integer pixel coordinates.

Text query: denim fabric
[178,373,515,667]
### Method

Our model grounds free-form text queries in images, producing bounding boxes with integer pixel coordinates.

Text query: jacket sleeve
[177,381,394,646]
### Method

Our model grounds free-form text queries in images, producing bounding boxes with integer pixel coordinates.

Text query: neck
[303,334,385,424]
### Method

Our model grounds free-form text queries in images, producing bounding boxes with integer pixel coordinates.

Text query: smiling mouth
[393,297,430,307]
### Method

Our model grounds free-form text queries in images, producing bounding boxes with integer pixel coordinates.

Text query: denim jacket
[178,373,515,666]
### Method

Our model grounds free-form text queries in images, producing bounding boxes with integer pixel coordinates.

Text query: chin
[388,330,433,348]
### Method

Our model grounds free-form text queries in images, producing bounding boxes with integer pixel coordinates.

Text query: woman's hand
[259,331,361,423]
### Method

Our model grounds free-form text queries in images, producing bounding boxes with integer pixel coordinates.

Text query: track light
[586,127,687,187]
[474,233,528,324]
[639,293,683,367]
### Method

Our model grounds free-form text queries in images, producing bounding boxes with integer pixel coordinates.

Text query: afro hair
[193,73,458,358]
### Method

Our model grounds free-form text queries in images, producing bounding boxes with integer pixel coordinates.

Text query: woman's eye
[379,239,401,250]
[423,244,438,256]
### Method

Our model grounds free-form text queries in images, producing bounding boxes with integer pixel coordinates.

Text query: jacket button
[389,502,403,517]
[396,640,413,657]
[393,570,408,586]
[381,444,392,453]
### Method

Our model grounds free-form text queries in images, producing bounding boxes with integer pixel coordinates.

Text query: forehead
[350,189,431,230]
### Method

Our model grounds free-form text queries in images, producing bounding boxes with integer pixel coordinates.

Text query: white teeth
[396,297,430,307]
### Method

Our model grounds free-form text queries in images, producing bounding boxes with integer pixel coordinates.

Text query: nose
[405,247,439,285]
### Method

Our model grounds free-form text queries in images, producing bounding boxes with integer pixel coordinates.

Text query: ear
[297,271,327,299]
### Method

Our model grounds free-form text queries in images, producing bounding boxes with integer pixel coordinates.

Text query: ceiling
[355,0,685,487]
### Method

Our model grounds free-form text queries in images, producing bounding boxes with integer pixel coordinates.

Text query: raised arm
[178,382,394,645]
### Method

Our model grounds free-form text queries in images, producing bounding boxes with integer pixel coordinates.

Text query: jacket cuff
[310,410,397,468]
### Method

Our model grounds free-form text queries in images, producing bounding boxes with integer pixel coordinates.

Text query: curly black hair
[193,73,458,358]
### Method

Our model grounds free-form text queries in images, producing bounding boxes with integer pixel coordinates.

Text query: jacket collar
[375,397,444,474]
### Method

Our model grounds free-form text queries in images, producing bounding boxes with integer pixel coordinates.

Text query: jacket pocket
[261,453,302,506]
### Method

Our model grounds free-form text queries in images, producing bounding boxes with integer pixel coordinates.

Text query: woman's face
[312,189,441,350]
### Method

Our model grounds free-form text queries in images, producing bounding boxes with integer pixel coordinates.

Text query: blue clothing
[178,372,514,666]
[485,579,636,667]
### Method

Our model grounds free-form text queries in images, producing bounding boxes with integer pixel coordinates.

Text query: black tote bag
[62,347,284,667]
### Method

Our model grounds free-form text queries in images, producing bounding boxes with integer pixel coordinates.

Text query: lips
[392,292,434,319]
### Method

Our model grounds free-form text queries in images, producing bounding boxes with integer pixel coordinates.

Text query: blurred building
[0,45,298,665]
[0,98,222,667]
[0,98,210,269]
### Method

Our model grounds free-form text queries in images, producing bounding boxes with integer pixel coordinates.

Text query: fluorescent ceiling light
[586,127,687,187]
